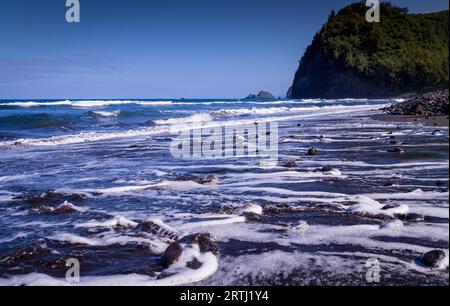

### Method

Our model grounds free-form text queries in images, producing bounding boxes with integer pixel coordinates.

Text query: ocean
[0,98,448,285]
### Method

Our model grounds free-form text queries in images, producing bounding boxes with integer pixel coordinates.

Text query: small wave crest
[89,110,121,118]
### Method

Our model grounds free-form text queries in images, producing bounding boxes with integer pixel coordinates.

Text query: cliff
[290,2,449,99]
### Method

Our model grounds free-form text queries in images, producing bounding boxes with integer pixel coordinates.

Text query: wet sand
[372,114,449,127]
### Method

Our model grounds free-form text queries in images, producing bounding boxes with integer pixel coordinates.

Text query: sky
[0,0,448,99]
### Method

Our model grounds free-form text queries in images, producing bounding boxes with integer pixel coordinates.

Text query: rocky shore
[374,90,449,127]
[384,90,449,116]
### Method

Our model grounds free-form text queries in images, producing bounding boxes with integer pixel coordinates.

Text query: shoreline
[372,114,449,127]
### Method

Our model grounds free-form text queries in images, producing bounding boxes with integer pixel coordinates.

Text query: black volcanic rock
[383,90,449,116]
[246,90,275,100]
[421,250,446,268]
[307,148,319,156]
[161,242,183,267]
[289,3,449,99]
[286,86,293,99]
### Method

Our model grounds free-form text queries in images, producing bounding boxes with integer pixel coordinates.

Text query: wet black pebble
[307,148,319,156]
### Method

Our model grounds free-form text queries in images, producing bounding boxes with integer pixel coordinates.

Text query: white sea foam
[178,215,246,231]
[153,113,213,125]
[363,189,449,201]
[0,103,389,149]
[0,100,175,108]
[0,247,219,286]
[238,204,263,215]
[91,110,121,118]
[0,174,37,184]
[0,190,16,203]
[212,107,304,116]
[0,126,169,148]
[75,216,138,229]
[0,232,29,244]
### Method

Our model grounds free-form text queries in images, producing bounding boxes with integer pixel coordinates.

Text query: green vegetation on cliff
[290,2,449,99]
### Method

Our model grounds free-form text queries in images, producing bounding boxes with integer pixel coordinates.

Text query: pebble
[307,148,319,156]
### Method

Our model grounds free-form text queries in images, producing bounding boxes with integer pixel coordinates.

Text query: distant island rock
[245,90,275,100]
[289,2,449,99]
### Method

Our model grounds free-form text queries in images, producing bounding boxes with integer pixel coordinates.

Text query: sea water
[0,98,448,285]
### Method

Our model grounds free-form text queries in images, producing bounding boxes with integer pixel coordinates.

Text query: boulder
[421,250,446,268]
[140,219,181,241]
[161,242,183,267]
[279,160,298,168]
[180,233,220,255]
[307,148,319,156]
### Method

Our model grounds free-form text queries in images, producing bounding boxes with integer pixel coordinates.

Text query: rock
[435,181,445,187]
[384,90,449,116]
[180,233,220,255]
[321,165,334,172]
[263,204,302,214]
[307,148,319,156]
[186,258,202,269]
[381,204,409,215]
[381,220,404,230]
[382,204,400,210]
[315,165,341,176]
[55,201,76,213]
[279,160,298,168]
[19,192,87,208]
[421,250,446,268]
[161,242,183,267]
[240,204,263,215]
[174,174,219,185]
[33,239,49,255]
[200,175,219,185]
[291,221,309,233]
[246,90,275,100]
[388,148,405,154]
[140,219,181,241]
[217,205,235,215]
[286,87,293,99]
[396,213,425,222]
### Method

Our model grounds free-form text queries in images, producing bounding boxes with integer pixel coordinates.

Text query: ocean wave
[211,106,320,116]
[0,98,394,109]
[89,110,121,118]
[0,100,175,108]
[0,114,73,130]
[0,103,388,148]
[0,126,169,148]
[153,113,213,125]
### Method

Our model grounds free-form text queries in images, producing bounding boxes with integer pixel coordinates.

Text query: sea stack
[245,90,275,100]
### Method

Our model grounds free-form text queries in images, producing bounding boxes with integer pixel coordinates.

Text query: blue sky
[0,0,448,99]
